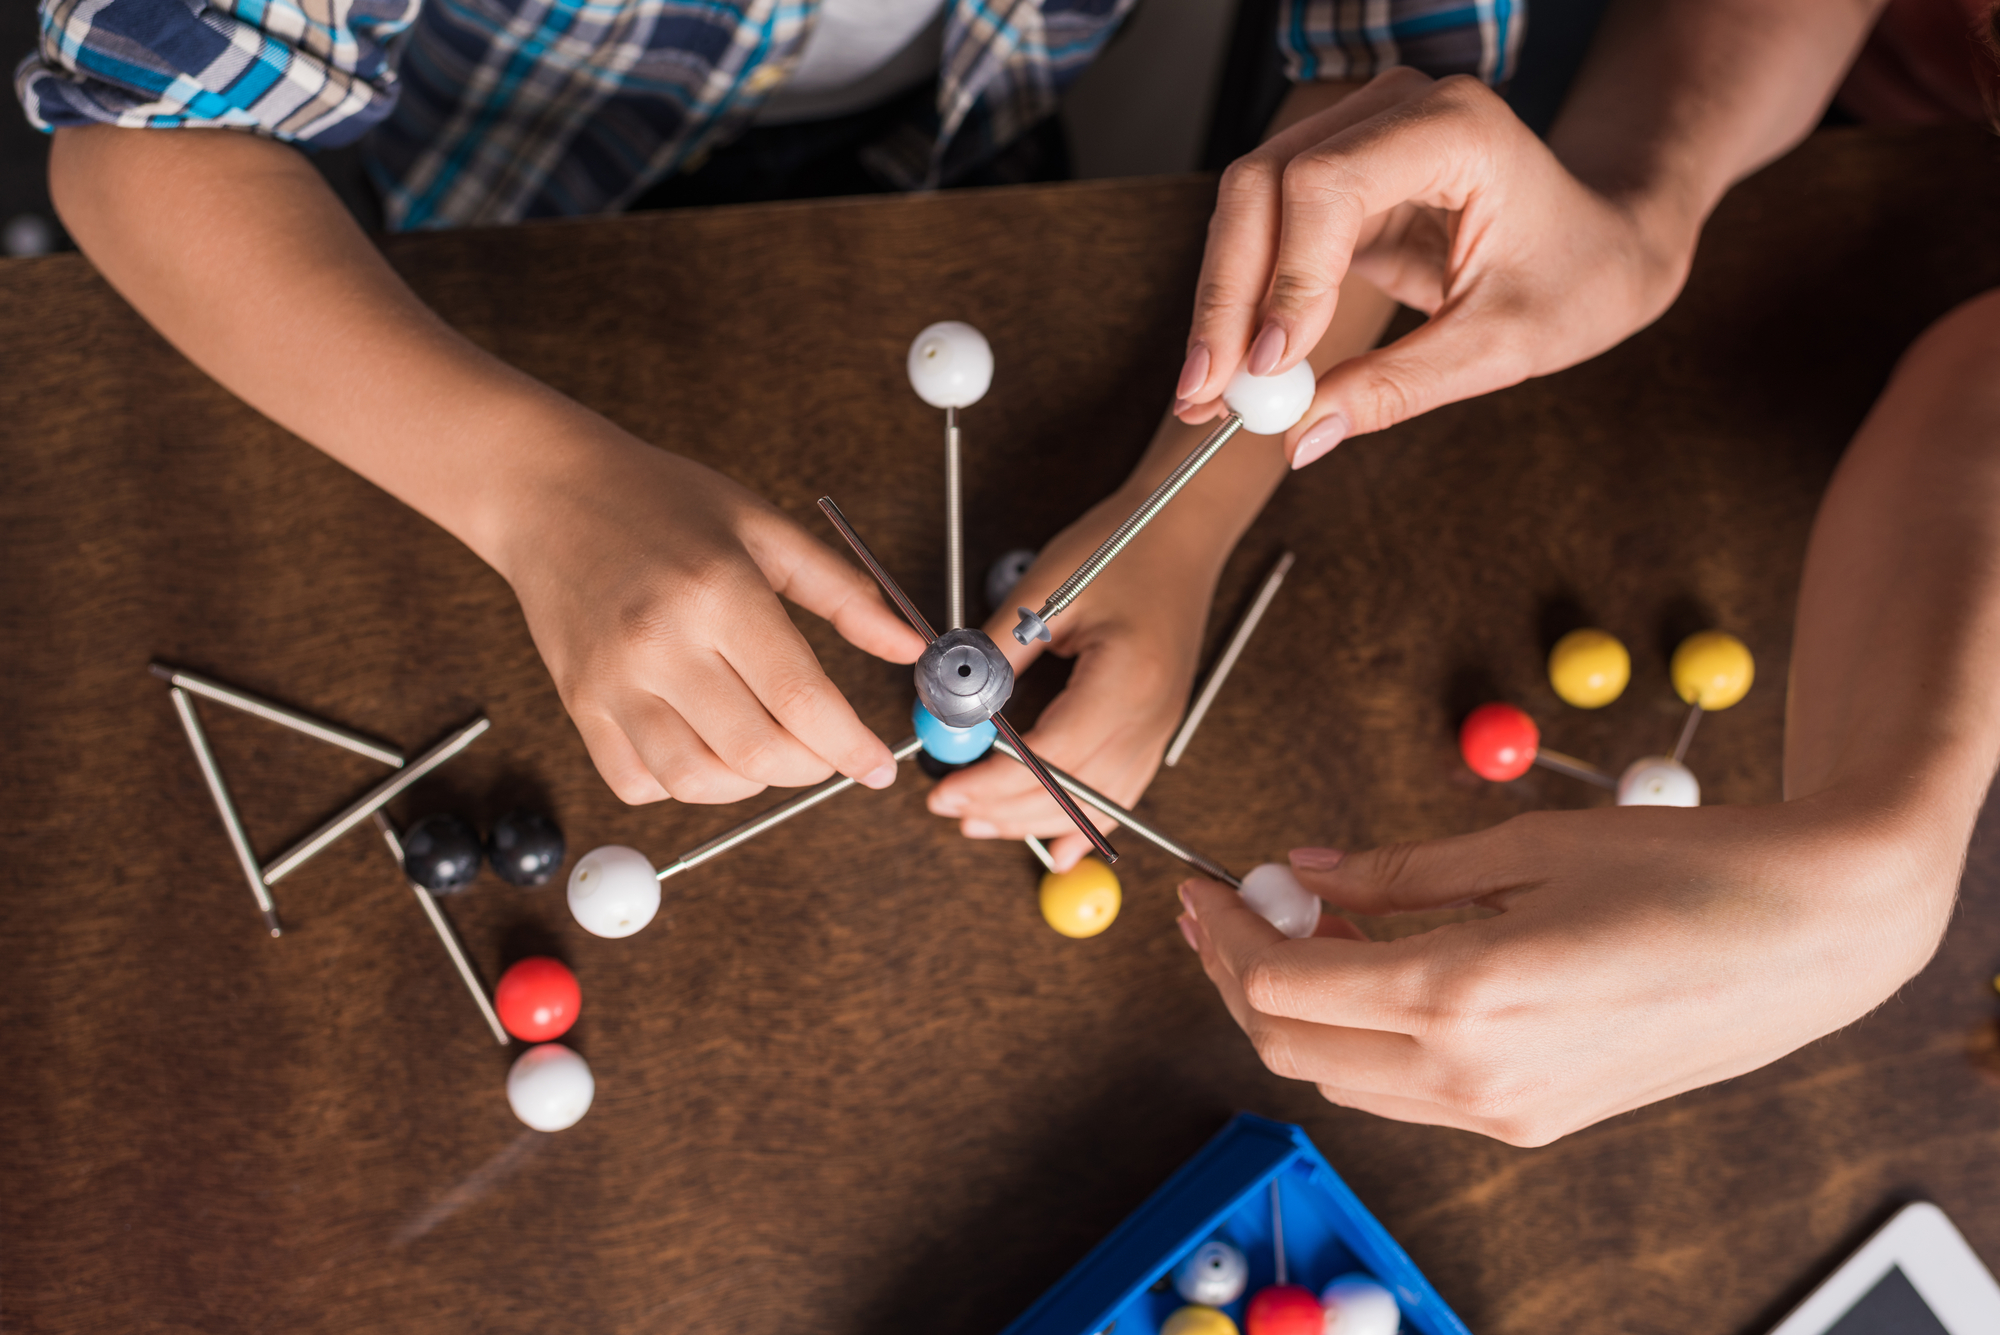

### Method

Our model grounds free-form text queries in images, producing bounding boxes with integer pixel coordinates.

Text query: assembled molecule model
[1460,628,1756,808]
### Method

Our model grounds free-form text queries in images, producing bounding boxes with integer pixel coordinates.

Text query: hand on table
[1177,798,1955,1145]
[1174,68,1699,466]
[926,494,1217,870]
[502,436,926,805]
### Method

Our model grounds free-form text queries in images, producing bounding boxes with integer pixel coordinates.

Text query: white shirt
[754,0,949,125]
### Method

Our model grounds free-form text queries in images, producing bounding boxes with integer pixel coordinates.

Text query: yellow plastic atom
[1672,630,1755,709]
[1039,857,1122,938]
[1548,628,1631,708]
[1161,1307,1240,1335]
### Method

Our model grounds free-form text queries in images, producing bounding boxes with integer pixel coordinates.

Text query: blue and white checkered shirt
[15,0,1520,230]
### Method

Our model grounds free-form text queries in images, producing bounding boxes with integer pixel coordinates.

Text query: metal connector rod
[169,686,282,937]
[1024,835,1057,873]
[149,662,405,768]
[658,736,926,881]
[945,405,965,631]
[263,716,492,884]
[1165,550,1295,767]
[989,735,1236,887]
[1014,413,1246,644]
[819,497,939,642]
[1535,748,1617,790]
[1672,703,1705,765]
[374,813,510,1046]
[989,714,1118,864]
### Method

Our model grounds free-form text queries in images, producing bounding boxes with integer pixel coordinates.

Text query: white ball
[907,321,994,408]
[1616,756,1701,807]
[1173,1240,1249,1306]
[506,1043,595,1132]
[567,844,661,938]
[1238,862,1322,939]
[1222,360,1317,435]
[1320,1274,1401,1335]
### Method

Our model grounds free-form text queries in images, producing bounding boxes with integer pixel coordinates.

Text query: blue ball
[913,698,996,765]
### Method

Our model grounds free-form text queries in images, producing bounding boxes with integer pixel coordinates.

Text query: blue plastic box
[1003,1113,1473,1335]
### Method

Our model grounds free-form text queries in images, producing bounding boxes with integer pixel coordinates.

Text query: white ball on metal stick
[506,1042,596,1132]
[907,321,994,408]
[1616,756,1701,807]
[1222,360,1318,436]
[567,844,661,938]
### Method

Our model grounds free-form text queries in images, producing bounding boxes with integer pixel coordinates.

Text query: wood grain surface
[4,127,2000,1335]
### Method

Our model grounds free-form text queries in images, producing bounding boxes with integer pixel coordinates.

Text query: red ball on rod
[1459,702,1539,781]
[494,956,581,1042]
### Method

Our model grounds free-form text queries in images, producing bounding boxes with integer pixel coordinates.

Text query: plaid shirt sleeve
[15,0,419,148]
[1280,0,1524,86]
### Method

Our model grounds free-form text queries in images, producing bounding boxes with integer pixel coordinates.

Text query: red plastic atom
[495,956,581,1042]
[1459,702,1539,781]
[1246,1284,1323,1335]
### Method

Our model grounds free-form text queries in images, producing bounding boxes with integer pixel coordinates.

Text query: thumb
[1289,826,1530,916]
[742,509,927,665]
[1283,300,1535,468]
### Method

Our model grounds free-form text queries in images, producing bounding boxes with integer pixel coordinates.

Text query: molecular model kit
[1458,625,1757,802]
[562,321,1337,955]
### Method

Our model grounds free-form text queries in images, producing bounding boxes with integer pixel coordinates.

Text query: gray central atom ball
[915,627,1014,729]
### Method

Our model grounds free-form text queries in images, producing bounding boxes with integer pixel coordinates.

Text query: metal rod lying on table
[263,716,492,884]
[149,662,405,768]
[989,735,1237,887]
[657,736,926,882]
[373,813,510,1047]
[1165,550,1295,767]
[169,686,283,937]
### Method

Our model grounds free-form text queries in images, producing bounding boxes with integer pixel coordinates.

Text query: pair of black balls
[402,810,566,894]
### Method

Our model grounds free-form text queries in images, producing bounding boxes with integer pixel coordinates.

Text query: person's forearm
[1552,0,1885,252]
[1787,290,2000,869]
[48,126,623,583]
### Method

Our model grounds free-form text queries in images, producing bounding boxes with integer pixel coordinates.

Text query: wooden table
[4,127,1999,1335]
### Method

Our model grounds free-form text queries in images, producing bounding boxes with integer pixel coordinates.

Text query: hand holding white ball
[907,321,993,408]
[1222,360,1318,436]
[567,844,661,938]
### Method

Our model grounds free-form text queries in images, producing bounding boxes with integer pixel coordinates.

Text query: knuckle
[1239,954,1290,1015]
[1372,65,1434,95]
[1217,153,1280,207]
[1247,1021,1301,1081]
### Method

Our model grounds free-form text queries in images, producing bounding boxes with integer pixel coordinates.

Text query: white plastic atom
[1238,862,1322,939]
[1222,360,1317,436]
[1173,1240,1249,1307]
[907,321,994,408]
[567,844,661,938]
[1616,756,1701,808]
[1320,1274,1402,1335]
[506,1042,596,1132]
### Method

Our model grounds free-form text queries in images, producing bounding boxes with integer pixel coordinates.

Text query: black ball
[403,814,484,894]
[487,809,566,887]
[915,749,969,780]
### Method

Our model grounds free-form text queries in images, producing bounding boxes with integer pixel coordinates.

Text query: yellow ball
[1547,628,1631,708]
[1038,857,1121,938]
[1671,630,1755,709]
[1161,1307,1240,1335]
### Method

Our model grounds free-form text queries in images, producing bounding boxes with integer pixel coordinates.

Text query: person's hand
[1175,797,1955,1145]
[500,434,927,804]
[926,491,1218,869]
[1173,67,1701,468]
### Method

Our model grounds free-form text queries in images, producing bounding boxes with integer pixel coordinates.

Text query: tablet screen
[1825,1267,1950,1335]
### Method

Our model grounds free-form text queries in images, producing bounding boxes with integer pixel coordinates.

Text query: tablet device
[1769,1202,2000,1335]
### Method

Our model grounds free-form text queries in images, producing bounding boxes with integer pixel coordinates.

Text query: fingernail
[1291,847,1345,871]
[860,760,898,790]
[1178,914,1201,953]
[963,819,998,838]
[1290,413,1349,470]
[1178,882,1197,916]
[1173,397,1193,416]
[1176,342,1211,399]
[930,793,966,816]
[1247,322,1286,377]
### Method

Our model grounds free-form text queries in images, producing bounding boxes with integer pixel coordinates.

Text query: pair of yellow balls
[1547,627,1754,711]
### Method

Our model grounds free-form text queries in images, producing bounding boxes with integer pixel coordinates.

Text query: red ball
[1246,1284,1322,1335]
[495,957,581,1042]
[1459,702,1539,781]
